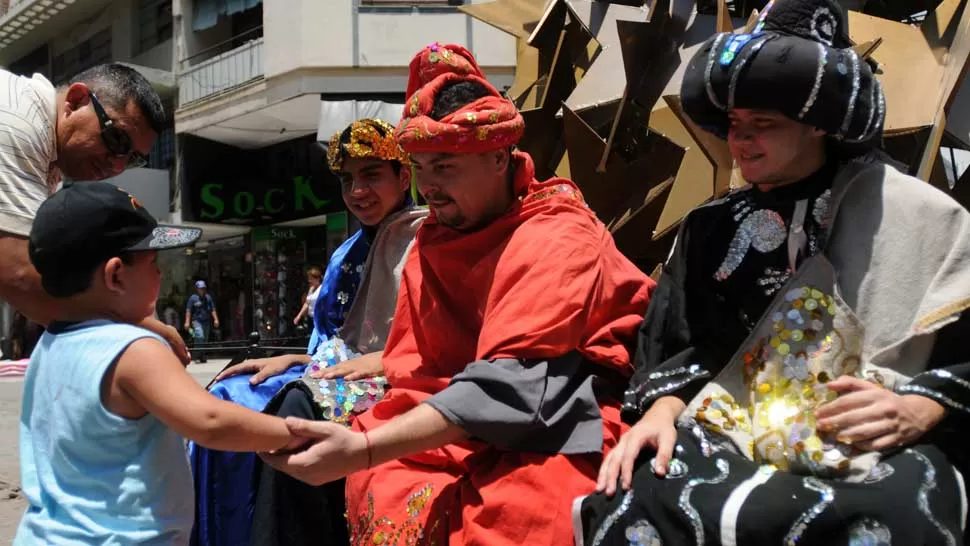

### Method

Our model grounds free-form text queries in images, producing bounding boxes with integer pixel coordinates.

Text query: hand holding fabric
[815,376,946,452]
[312,351,384,380]
[596,396,684,497]
[259,417,369,486]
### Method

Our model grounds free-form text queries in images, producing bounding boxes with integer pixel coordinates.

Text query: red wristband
[363,430,373,469]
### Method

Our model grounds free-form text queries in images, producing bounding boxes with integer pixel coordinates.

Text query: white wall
[133,38,174,71]
[261,0,513,76]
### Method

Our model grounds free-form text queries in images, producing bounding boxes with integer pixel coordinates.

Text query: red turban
[397,43,525,154]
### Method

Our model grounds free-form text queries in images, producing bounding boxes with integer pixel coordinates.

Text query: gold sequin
[349,484,441,546]
[328,119,409,173]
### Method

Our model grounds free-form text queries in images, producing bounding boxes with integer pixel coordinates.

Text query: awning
[317,99,405,143]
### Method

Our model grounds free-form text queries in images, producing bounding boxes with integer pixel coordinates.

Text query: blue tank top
[15,320,193,545]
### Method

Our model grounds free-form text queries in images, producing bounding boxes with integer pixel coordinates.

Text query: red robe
[346,152,653,545]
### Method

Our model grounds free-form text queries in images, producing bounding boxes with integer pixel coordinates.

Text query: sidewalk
[0,358,231,386]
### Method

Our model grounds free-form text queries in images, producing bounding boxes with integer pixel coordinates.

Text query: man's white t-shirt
[0,69,59,237]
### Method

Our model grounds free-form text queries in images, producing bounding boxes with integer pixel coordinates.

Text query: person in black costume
[576,1,970,544]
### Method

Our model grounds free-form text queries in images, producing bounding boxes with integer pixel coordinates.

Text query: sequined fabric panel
[349,484,442,546]
[694,285,868,476]
[299,338,387,425]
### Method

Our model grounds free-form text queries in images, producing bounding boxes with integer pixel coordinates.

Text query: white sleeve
[0,72,57,237]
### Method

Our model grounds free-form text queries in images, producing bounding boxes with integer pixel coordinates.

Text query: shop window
[137,0,174,54]
[52,27,112,85]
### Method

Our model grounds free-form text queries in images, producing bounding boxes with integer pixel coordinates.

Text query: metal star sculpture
[463,0,970,273]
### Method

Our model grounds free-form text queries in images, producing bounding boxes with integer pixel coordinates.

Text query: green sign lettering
[234,192,255,216]
[200,183,225,219]
[264,188,284,214]
[293,176,331,212]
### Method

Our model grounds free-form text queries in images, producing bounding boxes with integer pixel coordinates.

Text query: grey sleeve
[424,352,607,455]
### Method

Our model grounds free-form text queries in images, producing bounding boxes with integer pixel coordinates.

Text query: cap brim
[127,225,203,251]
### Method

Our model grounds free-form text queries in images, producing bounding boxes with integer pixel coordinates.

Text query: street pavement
[0,359,229,541]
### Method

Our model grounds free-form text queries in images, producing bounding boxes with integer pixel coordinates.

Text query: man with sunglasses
[0,63,189,361]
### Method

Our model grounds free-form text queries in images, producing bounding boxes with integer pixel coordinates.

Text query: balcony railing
[178,35,264,107]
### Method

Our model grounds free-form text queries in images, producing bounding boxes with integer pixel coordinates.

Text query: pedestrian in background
[184,280,219,363]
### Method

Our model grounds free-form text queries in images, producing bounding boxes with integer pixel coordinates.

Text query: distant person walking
[292,266,323,328]
[185,280,219,363]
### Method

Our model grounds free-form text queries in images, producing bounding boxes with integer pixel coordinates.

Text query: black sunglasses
[89,92,148,169]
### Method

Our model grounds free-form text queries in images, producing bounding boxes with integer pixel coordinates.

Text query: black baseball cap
[29,182,203,279]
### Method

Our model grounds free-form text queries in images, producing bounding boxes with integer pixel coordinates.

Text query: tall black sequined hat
[680,0,885,143]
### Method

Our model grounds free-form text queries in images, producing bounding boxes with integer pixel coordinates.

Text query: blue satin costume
[189,230,370,546]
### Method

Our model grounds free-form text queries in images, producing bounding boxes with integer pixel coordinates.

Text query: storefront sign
[252,226,304,242]
[181,134,345,225]
[198,175,331,221]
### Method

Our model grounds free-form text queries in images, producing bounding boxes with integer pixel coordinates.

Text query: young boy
[15,182,301,545]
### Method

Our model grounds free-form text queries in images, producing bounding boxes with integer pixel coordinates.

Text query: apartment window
[138,0,174,54]
[7,44,50,79]
[52,27,112,84]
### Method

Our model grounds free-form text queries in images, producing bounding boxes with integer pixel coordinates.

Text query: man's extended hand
[139,317,190,365]
[259,417,369,485]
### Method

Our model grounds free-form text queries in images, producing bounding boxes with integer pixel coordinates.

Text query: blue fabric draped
[189,230,369,546]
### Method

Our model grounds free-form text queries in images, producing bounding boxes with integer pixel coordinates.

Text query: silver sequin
[797,43,828,121]
[705,33,730,112]
[590,491,634,546]
[813,189,832,227]
[650,457,689,479]
[849,79,885,143]
[896,384,969,414]
[633,372,712,412]
[909,449,957,546]
[839,50,861,137]
[809,6,837,46]
[690,422,715,457]
[929,369,970,391]
[863,462,895,484]
[715,209,787,281]
[625,519,663,546]
[784,478,834,545]
[647,364,705,381]
[848,518,892,546]
[679,458,730,545]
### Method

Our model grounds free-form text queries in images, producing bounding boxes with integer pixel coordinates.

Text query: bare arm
[259,402,469,485]
[0,234,61,326]
[115,337,294,452]
[293,302,309,324]
[368,403,469,465]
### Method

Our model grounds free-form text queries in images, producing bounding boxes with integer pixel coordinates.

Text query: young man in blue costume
[189,119,425,546]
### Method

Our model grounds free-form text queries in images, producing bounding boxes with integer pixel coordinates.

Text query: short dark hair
[429,81,492,121]
[68,64,166,134]
[43,253,134,299]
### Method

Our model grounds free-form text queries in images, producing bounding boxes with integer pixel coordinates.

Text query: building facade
[172,0,516,342]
